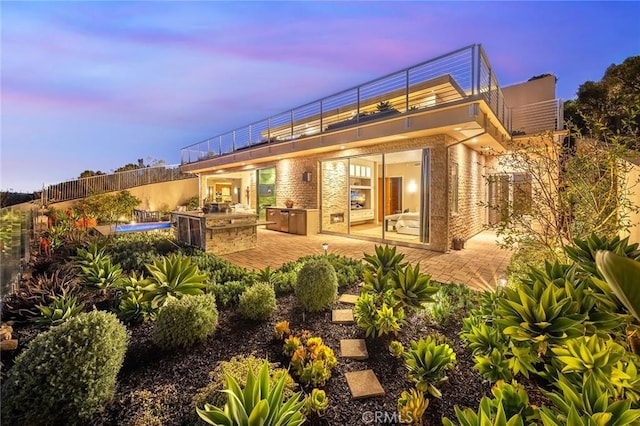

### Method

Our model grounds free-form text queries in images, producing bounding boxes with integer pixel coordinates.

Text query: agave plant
[143,254,208,307]
[391,263,438,310]
[36,292,84,326]
[442,396,525,426]
[361,266,392,296]
[490,380,537,421]
[495,279,586,355]
[404,335,456,398]
[78,258,125,291]
[540,374,640,426]
[73,243,109,268]
[461,321,507,357]
[362,245,406,277]
[397,388,429,425]
[196,360,306,426]
[596,250,640,322]
[551,335,626,385]
[474,348,513,383]
[566,233,640,278]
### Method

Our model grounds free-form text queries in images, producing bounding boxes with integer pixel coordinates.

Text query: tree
[81,190,140,224]
[486,127,639,261]
[565,56,640,149]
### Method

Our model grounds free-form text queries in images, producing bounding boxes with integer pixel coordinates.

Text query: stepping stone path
[338,293,359,304]
[335,293,385,399]
[344,370,386,399]
[332,309,354,324]
[340,339,368,360]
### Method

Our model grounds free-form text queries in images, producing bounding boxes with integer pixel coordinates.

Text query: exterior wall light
[302,171,312,182]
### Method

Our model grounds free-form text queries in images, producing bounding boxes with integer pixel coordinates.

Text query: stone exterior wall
[449,144,488,245]
[275,158,318,209]
[320,159,348,233]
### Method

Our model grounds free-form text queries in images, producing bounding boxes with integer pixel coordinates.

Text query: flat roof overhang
[181,98,511,175]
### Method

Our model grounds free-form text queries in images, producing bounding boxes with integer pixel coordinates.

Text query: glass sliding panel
[320,159,348,234]
[349,155,382,239]
[257,167,276,220]
[382,150,424,244]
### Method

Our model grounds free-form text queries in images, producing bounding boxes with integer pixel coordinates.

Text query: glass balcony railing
[181,44,511,165]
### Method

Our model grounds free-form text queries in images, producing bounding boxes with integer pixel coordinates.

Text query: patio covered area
[219,229,512,291]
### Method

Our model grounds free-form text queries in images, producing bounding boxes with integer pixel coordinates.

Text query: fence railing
[43,164,195,204]
[181,44,511,164]
[0,207,33,295]
[510,99,564,136]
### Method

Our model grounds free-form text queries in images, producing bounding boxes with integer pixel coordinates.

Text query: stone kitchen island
[172,211,260,255]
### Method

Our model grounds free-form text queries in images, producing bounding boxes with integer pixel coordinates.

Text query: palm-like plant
[197,360,306,426]
[143,255,207,307]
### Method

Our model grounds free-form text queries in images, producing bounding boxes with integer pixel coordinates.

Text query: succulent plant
[196,360,306,426]
[143,254,208,307]
[36,292,84,326]
[389,340,405,358]
[391,263,438,310]
[474,348,513,383]
[363,244,407,277]
[274,320,291,340]
[404,335,456,398]
[442,396,525,426]
[304,388,328,416]
[397,388,429,425]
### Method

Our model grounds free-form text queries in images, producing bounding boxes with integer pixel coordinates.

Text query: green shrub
[152,294,218,350]
[210,280,249,307]
[273,270,298,295]
[1,311,128,424]
[117,384,179,426]
[295,259,338,312]
[239,282,277,320]
[193,354,297,410]
[354,292,405,337]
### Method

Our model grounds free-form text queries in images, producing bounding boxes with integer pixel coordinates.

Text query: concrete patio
[219,229,512,291]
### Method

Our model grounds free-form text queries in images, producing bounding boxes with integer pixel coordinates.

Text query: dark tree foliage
[564,55,640,150]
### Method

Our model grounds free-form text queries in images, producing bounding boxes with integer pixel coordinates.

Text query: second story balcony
[180,44,562,170]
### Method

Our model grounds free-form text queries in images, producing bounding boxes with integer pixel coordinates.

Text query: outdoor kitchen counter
[171,211,261,255]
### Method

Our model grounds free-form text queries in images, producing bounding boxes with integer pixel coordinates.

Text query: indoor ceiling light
[472,138,478,143]
[454,127,462,131]
[340,145,345,150]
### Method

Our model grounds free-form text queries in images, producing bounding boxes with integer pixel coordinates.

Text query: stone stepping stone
[344,370,385,399]
[332,309,354,324]
[338,294,359,304]
[340,339,368,360]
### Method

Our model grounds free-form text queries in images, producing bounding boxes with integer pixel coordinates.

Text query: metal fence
[181,44,511,164]
[510,99,564,136]
[43,164,194,204]
[0,207,33,295]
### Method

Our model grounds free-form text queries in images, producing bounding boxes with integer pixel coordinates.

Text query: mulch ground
[3,281,548,425]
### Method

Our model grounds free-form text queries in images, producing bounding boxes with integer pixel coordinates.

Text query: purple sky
[2,1,639,192]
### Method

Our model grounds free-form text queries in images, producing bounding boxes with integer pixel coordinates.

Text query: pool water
[113,222,172,233]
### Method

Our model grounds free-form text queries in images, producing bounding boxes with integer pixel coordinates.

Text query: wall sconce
[322,242,329,255]
[407,180,417,193]
[302,171,312,182]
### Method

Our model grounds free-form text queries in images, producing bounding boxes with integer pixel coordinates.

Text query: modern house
[180,44,563,252]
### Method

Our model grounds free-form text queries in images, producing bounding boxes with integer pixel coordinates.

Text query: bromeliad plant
[404,335,456,398]
[196,360,306,426]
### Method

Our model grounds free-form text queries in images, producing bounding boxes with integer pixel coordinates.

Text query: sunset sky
[2,1,639,192]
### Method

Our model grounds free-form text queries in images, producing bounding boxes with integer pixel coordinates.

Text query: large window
[320,149,429,245]
[256,167,276,219]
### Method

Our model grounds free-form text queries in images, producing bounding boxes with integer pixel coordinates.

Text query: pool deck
[219,228,512,291]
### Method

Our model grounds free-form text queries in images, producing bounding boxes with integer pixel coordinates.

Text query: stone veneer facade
[266,133,491,253]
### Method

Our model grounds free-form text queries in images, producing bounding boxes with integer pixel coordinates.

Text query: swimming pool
[113,222,172,233]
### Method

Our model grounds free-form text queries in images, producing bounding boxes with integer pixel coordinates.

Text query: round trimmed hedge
[1,310,128,425]
[295,259,338,312]
[152,294,218,350]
